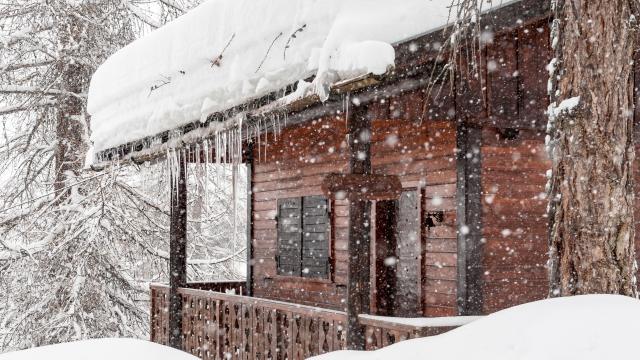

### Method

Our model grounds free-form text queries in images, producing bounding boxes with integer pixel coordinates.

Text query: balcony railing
[151,284,347,359]
[150,284,479,359]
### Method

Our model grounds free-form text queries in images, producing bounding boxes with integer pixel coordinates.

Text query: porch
[150,283,476,359]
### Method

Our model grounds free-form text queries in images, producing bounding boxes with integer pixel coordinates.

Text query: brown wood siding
[368,112,458,317]
[248,17,556,316]
[252,116,349,310]
[480,128,550,313]
[477,18,552,313]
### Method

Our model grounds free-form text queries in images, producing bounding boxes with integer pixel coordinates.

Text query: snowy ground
[0,338,198,360]
[311,294,640,360]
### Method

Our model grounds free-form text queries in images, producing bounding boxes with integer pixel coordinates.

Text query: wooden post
[346,103,371,350]
[169,151,188,349]
[455,123,483,315]
[244,142,255,296]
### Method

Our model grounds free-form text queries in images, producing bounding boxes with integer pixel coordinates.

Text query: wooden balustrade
[359,314,482,351]
[150,284,347,360]
[150,284,478,359]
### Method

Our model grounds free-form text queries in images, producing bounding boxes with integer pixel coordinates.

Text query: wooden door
[395,190,422,316]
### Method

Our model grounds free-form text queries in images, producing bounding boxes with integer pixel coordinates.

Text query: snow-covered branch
[0,100,56,116]
[0,60,54,72]
[0,85,85,98]
[126,4,160,29]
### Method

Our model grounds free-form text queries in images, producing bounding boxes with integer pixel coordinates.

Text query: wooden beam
[346,104,371,350]
[455,123,484,315]
[168,153,187,349]
[321,173,402,201]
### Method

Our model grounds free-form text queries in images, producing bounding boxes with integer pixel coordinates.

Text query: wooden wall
[367,107,458,316]
[249,16,558,315]
[474,20,552,313]
[480,128,550,313]
[251,116,349,310]
[246,3,640,320]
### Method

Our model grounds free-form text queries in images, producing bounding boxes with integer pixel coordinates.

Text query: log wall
[367,107,458,316]
[248,16,558,315]
[480,128,550,313]
[251,116,350,310]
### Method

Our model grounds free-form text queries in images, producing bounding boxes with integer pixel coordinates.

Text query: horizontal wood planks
[480,128,550,312]
[246,17,553,316]
[251,116,349,310]
[369,117,458,316]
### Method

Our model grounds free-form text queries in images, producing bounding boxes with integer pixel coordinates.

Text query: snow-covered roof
[87,0,518,157]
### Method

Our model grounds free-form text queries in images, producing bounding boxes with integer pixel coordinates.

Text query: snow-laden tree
[0,0,246,351]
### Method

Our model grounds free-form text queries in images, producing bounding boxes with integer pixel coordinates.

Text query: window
[276,195,330,278]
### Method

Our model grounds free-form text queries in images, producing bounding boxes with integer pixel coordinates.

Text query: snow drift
[0,338,198,359]
[311,295,640,360]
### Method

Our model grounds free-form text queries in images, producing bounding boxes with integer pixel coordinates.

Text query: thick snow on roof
[312,295,640,360]
[0,338,198,360]
[87,0,454,154]
[87,0,516,155]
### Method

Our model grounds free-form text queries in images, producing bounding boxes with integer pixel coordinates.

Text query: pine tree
[546,0,638,296]
[0,0,210,351]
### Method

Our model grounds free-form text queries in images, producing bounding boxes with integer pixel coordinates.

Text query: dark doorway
[373,190,422,317]
[374,200,397,316]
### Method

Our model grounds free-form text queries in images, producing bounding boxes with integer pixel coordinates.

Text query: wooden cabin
[86,0,619,358]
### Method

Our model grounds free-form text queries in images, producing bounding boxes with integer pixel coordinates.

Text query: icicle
[166,148,171,194]
[270,114,277,143]
[217,131,222,182]
[256,123,262,162]
[263,119,269,162]
[229,123,235,166]
[237,124,243,165]
[169,148,179,198]
[345,93,350,125]
[196,143,201,169]
[283,110,288,129]
[276,113,282,139]
[168,148,173,196]
[204,139,210,225]
[174,148,180,198]
[223,131,228,177]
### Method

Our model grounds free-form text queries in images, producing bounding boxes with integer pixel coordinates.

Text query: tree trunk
[54,3,90,199]
[547,0,637,296]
